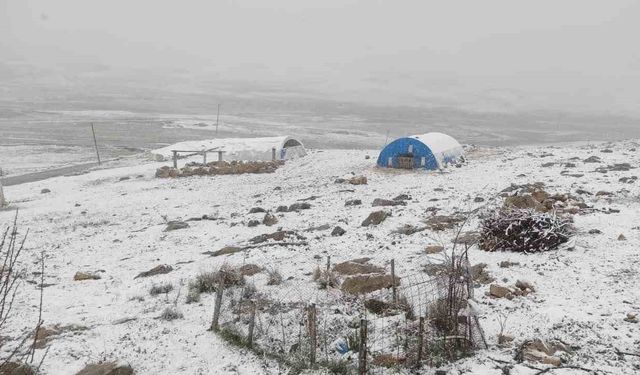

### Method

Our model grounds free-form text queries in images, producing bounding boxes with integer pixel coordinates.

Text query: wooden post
[326,256,331,272]
[211,282,224,332]
[358,319,368,375]
[203,150,207,165]
[247,300,256,348]
[91,123,101,165]
[272,147,276,161]
[218,151,223,162]
[391,259,397,304]
[172,150,178,169]
[417,316,425,365]
[216,103,220,136]
[0,179,5,208]
[308,303,317,366]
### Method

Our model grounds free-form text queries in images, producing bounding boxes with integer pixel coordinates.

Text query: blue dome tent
[377,132,464,170]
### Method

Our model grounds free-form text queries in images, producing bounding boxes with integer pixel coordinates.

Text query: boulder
[361,211,389,226]
[349,176,367,185]
[515,279,536,292]
[248,207,266,214]
[75,362,133,375]
[41,188,51,194]
[262,213,278,226]
[210,246,243,257]
[134,264,173,279]
[74,271,101,281]
[288,202,311,211]
[345,199,362,206]
[164,221,189,231]
[276,205,289,212]
[341,274,399,295]
[372,198,405,207]
[618,234,627,241]
[489,284,513,299]
[331,226,346,236]
[247,220,260,227]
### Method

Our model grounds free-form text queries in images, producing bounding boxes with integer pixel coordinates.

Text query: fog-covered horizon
[2,0,640,117]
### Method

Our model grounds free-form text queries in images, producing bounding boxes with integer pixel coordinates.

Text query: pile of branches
[478,209,574,253]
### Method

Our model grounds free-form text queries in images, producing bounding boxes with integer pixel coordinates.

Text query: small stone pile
[156,160,283,178]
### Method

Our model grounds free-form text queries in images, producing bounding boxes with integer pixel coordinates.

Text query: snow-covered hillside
[1,140,639,374]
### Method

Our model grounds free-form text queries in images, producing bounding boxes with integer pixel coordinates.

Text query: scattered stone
[288,202,311,211]
[276,205,289,213]
[499,261,520,268]
[341,274,399,294]
[74,271,101,281]
[393,224,426,235]
[588,229,602,234]
[619,176,638,184]
[470,263,494,284]
[134,264,173,279]
[262,213,278,226]
[118,176,130,181]
[210,246,243,257]
[345,199,362,206]
[372,198,406,207]
[474,197,485,203]
[75,362,134,375]
[304,224,332,232]
[331,226,346,236]
[515,279,536,292]
[541,162,555,168]
[393,194,411,201]
[247,220,260,227]
[239,264,262,276]
[349,176,368,185]
[618,234,627,241]
[249,207,266,214]
[424,215,464,231]
[164,221,189,231]
[518,338,571,367]
[362,211,389,226]
[624,312,638,323]
[41,188,51,194]
[489,284,513,299]
[334,260,383,275]
[498,334,515,345]
[595,191,613,197]
[249,230,303,244]
[583,156,601,163]
[425,245,444,254]
[601,149,613,153]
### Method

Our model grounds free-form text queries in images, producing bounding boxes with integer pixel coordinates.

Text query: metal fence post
[172,150,178,169]
[358,319,368,375]
[0,179,5,208]
[203,150,207,165]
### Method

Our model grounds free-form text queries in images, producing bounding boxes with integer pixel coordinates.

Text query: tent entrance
[397,155,415,169]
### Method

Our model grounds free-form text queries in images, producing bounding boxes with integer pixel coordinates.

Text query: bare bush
[312,266,338,289]
[159,306,183,321]
[149,282,174,296]
[479,209,574,253]
[266,269,283,286]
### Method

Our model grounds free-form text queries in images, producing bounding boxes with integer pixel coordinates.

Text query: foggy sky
[2,0,640,115]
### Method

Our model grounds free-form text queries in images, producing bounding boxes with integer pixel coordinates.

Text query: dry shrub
[149,282,174,296]
[479,208,574,253]
[266,269,283,286]
[312,266,338,289]
[160,306,183,321]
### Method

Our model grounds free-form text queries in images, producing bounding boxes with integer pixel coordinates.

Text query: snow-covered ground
[1,140,639,374]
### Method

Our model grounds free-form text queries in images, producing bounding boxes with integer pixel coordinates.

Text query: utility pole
[215,104,220,136]
[91,123,101,165]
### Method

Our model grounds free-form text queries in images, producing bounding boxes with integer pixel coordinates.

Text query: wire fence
[210,257,486,374]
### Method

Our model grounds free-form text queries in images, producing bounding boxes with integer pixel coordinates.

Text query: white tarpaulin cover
[152,136,306,161]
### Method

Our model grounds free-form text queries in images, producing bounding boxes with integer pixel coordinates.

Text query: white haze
[2,0,640,115]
